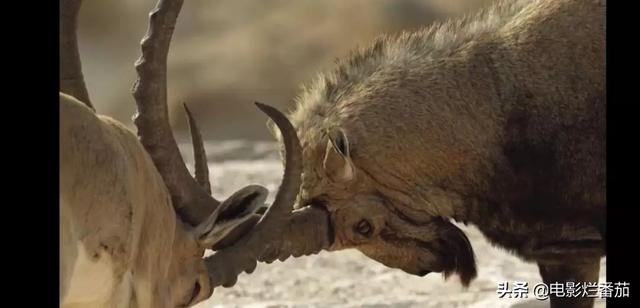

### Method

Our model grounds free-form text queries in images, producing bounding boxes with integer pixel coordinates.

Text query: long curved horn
[60,0,93,110]
[133,0,331,287]
[205,103,332,288]
[253,103,301,217]
[184,103,211,194]
[132,0,219,225]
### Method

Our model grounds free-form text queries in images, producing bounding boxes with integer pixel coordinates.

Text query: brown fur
[276,0,605,303]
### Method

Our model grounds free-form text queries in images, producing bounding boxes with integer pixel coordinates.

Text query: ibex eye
[355,219,373,237]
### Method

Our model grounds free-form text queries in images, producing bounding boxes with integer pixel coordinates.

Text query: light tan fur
[60,92,233,307]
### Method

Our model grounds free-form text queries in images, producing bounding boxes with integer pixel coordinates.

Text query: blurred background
[77,0,494,141]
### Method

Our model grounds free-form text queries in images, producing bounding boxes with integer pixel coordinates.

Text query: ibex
[250,0,606,307]
[60,0,327,307]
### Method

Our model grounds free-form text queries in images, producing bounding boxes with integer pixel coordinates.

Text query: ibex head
[269,122,477,286]
[156,99,308,307]
[164,184,267,306]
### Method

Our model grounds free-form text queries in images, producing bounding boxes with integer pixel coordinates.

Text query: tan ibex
[236,0,605,307]
[60,0,329,307]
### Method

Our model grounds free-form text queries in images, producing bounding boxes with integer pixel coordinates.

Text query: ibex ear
[323,127,355,183]
[193,185,267,248]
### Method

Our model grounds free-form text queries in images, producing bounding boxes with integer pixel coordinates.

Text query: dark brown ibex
[251,0,606,307]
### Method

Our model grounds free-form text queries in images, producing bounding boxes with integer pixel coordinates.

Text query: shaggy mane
[289,0,534,128]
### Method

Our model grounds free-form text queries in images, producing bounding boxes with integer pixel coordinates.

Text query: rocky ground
[185,141,606,308]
